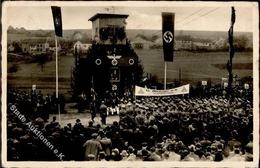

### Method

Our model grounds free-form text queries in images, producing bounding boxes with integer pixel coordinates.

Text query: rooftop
[88,13,129,21]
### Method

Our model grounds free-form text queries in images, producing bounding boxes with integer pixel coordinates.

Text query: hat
[136,150,142,156]
[188,144,196,152]
[98,130,104,135]
[211,145,217,150]
[128,146,135,153]
[91,133,98,138]
[88,154,95,159]
[121,150,128,157]
[112,148,120,155]
[142,142,148,147]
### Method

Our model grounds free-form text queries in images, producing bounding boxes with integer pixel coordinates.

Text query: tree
[13,42,22,53]
[34,53,50,72]
[8,64,19,73]
[151,35,159,42]
[234,35,249,51]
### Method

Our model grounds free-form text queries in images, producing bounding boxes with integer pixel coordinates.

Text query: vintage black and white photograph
[1,1,259,167]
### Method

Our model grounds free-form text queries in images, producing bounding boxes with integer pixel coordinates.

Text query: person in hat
[99,101,108,125]
[214,147,224,161]
[73,119,84,135]
[149,147,162,161]
[141,149,151,161]
[185,145,200,161]
[98,151,106,161]
[126,146,136,161]
[167,143,181,161]
[135,150,143,161]
[90,100,97,122]
[180,149,190,161]
[227,130,241,154]
[111,148,122,161]
[120,150,129,161]
[98,131,112,157]
[84,120,97,140]
[50,116,59,127]
[87,154,96,161]
[244,142,253,161]
[83,133,102,161]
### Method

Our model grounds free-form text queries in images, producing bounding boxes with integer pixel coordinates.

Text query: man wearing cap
[121,150,129,160]
[111,148,122,161]
[185,145,200,161]
[98,131,112,157]
[149,147,162,161]
[126,146,136,161]
[167,143,181,161]
[83,133,102,161]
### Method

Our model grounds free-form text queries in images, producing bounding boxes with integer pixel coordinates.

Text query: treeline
[134,33,252,52]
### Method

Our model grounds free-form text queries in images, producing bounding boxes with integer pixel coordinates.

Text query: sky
[5,4,254,32]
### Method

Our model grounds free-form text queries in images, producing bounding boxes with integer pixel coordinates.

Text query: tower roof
[88,13,129,21]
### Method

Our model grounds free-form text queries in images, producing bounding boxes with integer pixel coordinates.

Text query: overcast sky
[6,5,254,32]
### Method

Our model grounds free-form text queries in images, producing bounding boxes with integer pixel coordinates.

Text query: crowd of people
[7,84,253,161]
[7,89,65,121]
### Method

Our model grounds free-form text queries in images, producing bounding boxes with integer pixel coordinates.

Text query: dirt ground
[49,112,119,128]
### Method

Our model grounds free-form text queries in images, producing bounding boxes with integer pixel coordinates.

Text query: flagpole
[164,62,167,90]
[55,35,61,123]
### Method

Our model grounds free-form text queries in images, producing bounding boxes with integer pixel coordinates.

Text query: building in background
[20,39,50,54]
[131,36,154,49]
[192,39,213,51]
[73,41,91,53]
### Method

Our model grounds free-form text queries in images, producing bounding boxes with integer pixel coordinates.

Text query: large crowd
[7,89,65,121]
[7,84,253,161]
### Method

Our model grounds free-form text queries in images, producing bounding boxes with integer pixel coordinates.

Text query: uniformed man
[99,101,108,125]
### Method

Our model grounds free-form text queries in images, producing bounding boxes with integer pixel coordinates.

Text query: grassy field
[7,49,253,97]
[136,50,252,83]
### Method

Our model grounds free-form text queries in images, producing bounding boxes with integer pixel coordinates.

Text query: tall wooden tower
[71,13,143,101]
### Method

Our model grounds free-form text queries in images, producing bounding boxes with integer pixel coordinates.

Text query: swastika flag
[162,12,175,62]
[51,6,63,37]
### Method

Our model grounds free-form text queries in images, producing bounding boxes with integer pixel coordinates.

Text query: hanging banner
[162,12,175,62]
[135,84,189,96]
[51,6,63,37]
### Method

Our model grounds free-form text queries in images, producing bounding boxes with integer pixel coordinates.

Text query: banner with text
[135,84,190,96]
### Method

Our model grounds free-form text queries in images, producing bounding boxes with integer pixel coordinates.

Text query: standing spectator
[111,148,122,161]
[167,143,181,161]
[98,130,112,157]
[83,133,102,161]
[90,101,96,122]
[73,119,84,135]
[99,101,108,125]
